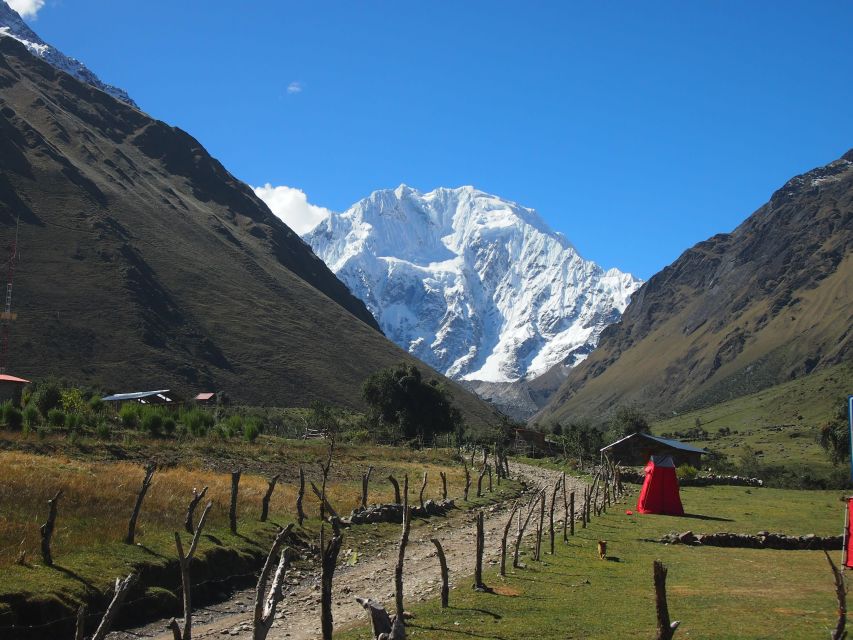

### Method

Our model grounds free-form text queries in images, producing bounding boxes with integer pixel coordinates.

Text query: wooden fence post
[473,511,487,591]
[168,501,213,640]
[439,471,448,499]
[297,466,306,526]
[477,464,487,498]
[260,474,280,522]
[533,491,545,561]
[40,489,62,566]
[361,466,374,509]
[825,550,848,640]
[653,560,680,640]
[419,471,428,509]
[126,463,155,544]
[229,469,241,534]
[252,525,293,640]
[184,486,208,534]
[430,538,450,608]
[90,573,139,640]
[513,492,540,568]
[500,502,520,576]
[394,476,411,626]
[569,491,576,536]
[388,474,402,504]
[463,463,471,501]
[549,478,561,555]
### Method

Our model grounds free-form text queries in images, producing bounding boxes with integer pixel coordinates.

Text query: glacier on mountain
[303,185,642,383]
[0,1,137,107]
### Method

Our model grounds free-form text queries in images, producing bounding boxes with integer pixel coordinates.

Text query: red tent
[844,499,853,568]
[637,455,684,516]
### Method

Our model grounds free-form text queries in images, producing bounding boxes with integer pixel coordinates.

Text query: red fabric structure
[637,455,684,516]
[844,500,853,568]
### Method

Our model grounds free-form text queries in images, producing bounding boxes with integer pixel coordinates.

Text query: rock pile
[659,530,842,550]
[344,499,455,525]
[619,469,763,487]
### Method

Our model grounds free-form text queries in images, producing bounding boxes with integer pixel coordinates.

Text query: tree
[819,397,851,466]
[362,363,463,444]
[609,406,651,439]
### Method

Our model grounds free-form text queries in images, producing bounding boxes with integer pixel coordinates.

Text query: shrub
[95,420,111,440]
[163,417,176,435]
[47,408,66,428]
[32,381,62,418]
[181,408,214,437]
[3,403,23,430]
[142,411,163,436]
[243,419,261,443]
[66,413,82,433]
[89,396,104,414]
[225,415,243,435]
[60,388,87,416]
[676,464,699,481]
[23,404,38,428]
[119,404,139,429]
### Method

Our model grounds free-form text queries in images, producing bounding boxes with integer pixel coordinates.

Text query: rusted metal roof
[0,374,30,383]
[194,392,215,401]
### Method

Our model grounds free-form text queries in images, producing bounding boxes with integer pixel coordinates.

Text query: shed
[101,389,180,406]
[513,428,548,457]
[600,432,706,467]
[0,373,30,404]
[194,392,215,405]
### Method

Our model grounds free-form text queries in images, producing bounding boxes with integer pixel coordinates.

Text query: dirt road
[109,462,579,640]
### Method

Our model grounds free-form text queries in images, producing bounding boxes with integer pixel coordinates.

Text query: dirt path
[109,462,579,640]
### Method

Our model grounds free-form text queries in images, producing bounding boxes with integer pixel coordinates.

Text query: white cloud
[7,0,45,19]
[253,184,330,235]
[286,81,303,94]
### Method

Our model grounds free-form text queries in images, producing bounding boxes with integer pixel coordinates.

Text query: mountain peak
[305,186,642,383]
[0,0,137,107]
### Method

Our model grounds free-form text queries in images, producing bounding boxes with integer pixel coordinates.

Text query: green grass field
[652,362,851,470]
[340,481,848,640]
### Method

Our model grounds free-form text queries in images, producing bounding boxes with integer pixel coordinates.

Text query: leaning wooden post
[126,463,155,544]
[513,492,540,568]
[653,560,679,640]
[361,466,374,509]
[825,551,848,640]
[487,464,493,492]
[388,474,402,504]
[229,469,241,534]
[473,511,487,590]
[40,489,62,566]
[169,501,213,640]
[477,464,487,498]
[569,491,576,536]
[320,524,343,640]
[184,486,208,534]
[430,538,450,608]
[260,474,280,522]
[463,463,471,501]
[296,466,306,526]
[549,478,561,555]
[534,490,545,561]
[91,573,139,640]
[395,475,411,623]
[439,471,448,499]
[419,471,428,509]
[310,482,340,519]
[253,524,294,640]
[500,501,520,576]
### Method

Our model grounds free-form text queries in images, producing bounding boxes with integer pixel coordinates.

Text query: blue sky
[15,0,853,279]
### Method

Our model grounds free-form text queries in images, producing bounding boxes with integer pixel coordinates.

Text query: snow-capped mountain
[304,185,642,383]
[0,1,137,107]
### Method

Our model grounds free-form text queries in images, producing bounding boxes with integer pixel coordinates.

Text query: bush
[163,417,176,435]
[224,415,243,437]
[23,404,38,427]
[32,381,62,418]
[47,408,66,428]
[676,464,699,481]
[142,411,164,436]
[3,403,23,430]
[60,388,87,416]
[66,413,82,433]
[243,419,261,443]
[181,408,214,437]
[95,420,111,440]
[119,404,139,429]
[89,396,104,414]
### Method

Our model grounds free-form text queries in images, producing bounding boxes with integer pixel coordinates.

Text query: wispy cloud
[286,81,303,95]
[7,0,45,19]
[253,184,330,235]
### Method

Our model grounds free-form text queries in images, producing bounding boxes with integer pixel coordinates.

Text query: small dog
[597,540,607,560]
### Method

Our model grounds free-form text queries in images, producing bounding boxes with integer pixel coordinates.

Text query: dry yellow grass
[0,449,468,566]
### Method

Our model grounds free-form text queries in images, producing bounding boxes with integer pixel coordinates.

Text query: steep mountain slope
[0,1,136,107]
[304,185,641,383]
[538,150,853,425]
[0,35,501,426]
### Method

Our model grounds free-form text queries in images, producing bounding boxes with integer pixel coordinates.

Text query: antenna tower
[0,218,20,374]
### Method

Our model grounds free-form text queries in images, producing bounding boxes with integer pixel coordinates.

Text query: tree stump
[653,560,680,640]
